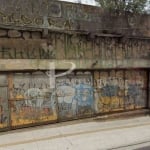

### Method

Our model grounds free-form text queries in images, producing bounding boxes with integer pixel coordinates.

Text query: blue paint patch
[56,82,94,119]
[101,85,119,97]
[74,84,93,107]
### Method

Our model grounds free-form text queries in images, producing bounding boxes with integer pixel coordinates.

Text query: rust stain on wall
[0,37,149,61]
[56,74,94,121]
[0,0,149,37]
[0,75,9,129]
[94,70,147,113]
[0,39,55,59]
[10,73,57,127]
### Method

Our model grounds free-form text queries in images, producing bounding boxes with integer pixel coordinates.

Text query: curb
[94,109,150,121]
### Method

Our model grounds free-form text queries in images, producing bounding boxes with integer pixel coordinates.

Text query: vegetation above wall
[95,0,150,14]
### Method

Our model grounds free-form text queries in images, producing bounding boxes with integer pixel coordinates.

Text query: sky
[59,0,150,12]
[59,0,98,6]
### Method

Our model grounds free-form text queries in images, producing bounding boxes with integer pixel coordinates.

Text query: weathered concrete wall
[0,59,149,71]
[0,70,148,130]
[94,70,147,113]
[0,29,149,70]
[0,1,149,131]
[0,75,9,129]
[0,0,150,37]
[149,72,150,108]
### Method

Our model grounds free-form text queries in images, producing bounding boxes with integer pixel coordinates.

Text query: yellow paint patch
[10,107,57,127]
[0,123,7,128]
[98,96,124,112]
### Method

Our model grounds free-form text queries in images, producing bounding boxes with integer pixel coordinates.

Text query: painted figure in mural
[95,77,125,112]
[11,75,58,126]
[125,80,144,108]
[24,87,56,112]
[56,85,77,118]
[56,80,94,119]
[74,84,93,115]
[0,105,7,124]
[24,88,44,108]
[0,105,3,124]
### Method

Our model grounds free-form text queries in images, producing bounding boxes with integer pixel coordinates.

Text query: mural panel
[149,72,150,109]
[0,70,147,130]
[56,75,94,121]
[0,36,149,61]
[94,70,147,113]
[11,73,57,127]
[94,70,124,113]
[125,71,147,109]
[0,87,9,129]
[0,75,9,129]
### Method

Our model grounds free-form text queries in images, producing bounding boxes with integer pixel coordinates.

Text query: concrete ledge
[0,59,149,71]
[94,109,150,121]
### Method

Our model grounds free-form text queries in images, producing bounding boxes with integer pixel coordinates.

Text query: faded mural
[0,37,149,61]
[0,39,55,59]
[11,72,94,125]
[56,75,94,121]
[11,73,57,127]
[94,70,147,113]
[0,70,148,130]
[94,70,124,112]
[149,73,150,108]
[0,0,101,29]
[0,75,9,129]
[124,71,147,109]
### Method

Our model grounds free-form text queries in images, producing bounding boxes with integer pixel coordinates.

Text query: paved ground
[0,116,150,150]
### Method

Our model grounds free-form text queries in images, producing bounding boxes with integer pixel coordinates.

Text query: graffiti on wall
[64,3,94,21]
[11,73,57,127]
[0,75,9,129]
[10,72,94,125]
[95,38,150,60]
[0,70,148,130]
[0,0,102,29]
[55,34,149,60]
[58,34,150,60]
[94,71,124,112]
[125,71,147,109]
[94,70,147,113]
[149,73,150,108]
[0,1,62,27]
[56,75,94,120]
[0,35,149,60]
[0,88,9,129]
[0,39,55,59]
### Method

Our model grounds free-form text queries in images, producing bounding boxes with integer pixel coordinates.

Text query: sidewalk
[0,115,150,150]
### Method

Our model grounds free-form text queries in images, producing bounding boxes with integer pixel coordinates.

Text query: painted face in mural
[24,88,42,99]
[24,88,44,108]
[76,88,89,101]
[56,85,76,104]
[75,84,93,106]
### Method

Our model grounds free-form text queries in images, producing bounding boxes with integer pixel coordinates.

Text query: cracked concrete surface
[0,116,150,150]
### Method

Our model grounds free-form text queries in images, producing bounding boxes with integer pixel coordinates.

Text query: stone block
[23,32,31,39]
[0,29,7,37]
[8,30,21,38]
[31,32,42,39]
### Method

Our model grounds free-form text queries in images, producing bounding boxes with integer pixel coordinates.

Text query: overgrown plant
[95,0,150,14]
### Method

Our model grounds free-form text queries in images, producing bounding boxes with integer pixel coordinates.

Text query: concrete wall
[0,0,150,37]
[0,0,149,131]
[0,29,149,70]
[0,70,148,130]
[149,71,150,109]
